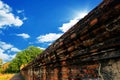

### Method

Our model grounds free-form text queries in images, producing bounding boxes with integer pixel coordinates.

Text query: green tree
[0,59,2,67]
[0,59,3,73]
[6,46,43,73]
[1,62,10,73]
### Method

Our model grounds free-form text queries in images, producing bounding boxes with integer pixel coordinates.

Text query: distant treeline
[0,46,43,73]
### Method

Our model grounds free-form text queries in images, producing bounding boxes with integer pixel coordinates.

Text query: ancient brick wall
[21,0,120,80]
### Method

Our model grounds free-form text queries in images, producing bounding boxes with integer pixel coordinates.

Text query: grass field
[0,73,15,80]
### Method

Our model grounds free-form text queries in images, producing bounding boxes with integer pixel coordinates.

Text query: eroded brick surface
[21,0,120,80]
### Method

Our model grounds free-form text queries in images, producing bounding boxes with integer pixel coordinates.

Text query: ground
[0,73,24,80]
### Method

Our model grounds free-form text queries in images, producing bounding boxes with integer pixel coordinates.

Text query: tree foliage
[0,59,2,67]
[0,59,3,72]
[1,62,10,73]
[5,46,43,73]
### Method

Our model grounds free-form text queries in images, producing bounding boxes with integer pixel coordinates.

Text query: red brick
[90,18,98,26]
[71,33,76,39]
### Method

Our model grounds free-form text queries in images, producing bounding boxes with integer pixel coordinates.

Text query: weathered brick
[90,18,98,26]
[71,33,76,39]
[21,0,120,80]
[115,4,120,9]
[67,46,75,52]
[59,41,63,46]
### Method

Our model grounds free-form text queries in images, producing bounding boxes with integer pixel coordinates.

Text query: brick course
[21,0,120,80]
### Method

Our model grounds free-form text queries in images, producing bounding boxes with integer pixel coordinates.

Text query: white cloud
[59,19,79,33]
[59,12,88,32]
[16,33,30,39]
[0,41,20,52]
[28,42,34,45]
[0,48,16,62]
[48,43,52,46]
[36,11,88,44]
[0,30,3,34]
[9,54,16,59]
[0,41,13,50]
[0,0,23,28]
[0,41,21,62]
[37,33,62,43]
[0,48,4,53]
[17,10,24,13]
[0,48,9,61]
[17,10,27,21]
[0,48,17,62]
[23,17,27,20]
[11,48,21,52]
[37,47,45,50]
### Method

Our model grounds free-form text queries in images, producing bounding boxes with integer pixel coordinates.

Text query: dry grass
[0,73,15,80]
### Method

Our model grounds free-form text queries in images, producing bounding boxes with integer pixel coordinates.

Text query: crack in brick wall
[21,0,120,80]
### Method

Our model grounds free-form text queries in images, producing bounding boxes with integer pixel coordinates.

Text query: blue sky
[0,0,102,62]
